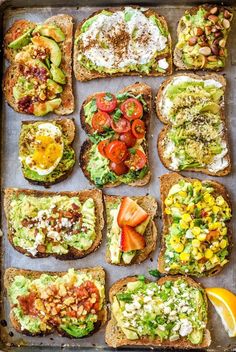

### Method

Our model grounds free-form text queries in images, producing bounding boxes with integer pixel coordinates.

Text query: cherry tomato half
[119,131,136,148]
[105,141,128,164]
[92,110,111,132]
[132,119,145,139]
[98,140,109,157]
[110,161,129,175]
[96,93,117,112]
[111,118,131,133]
[121,98,143,121]
[125,149,147,170]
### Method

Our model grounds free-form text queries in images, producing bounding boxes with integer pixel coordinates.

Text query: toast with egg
[105,275,211,348]
[156,73,231,176]
[19,118,76,187]
[105,195,157,265]
[4,188,104,259]
[80,83,151,188]
[4,267,107,338]
[158,172,232,277]
[74,7,172,81]
[3,14,74,116]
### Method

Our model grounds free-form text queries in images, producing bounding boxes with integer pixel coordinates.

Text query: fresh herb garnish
[105,93,113,101]
[112,108,122,122]
[88,130,115,144]
[117,292,133,303]
[138,275,145,282]
[148,269,162,279]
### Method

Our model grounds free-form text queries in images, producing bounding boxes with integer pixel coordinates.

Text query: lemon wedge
[206,287,236,337]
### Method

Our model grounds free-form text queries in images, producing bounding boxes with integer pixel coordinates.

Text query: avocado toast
[156,73,231,176]
[105,195,157,265]
[19,118,75,186]
[3,15,74,116]
[158,173,232,277]
[80,83,152,188]
[4,267,106,338]
[4,188,103,259]
[74,6,172,81]
[105,275,210,348]
[174,4,233,71]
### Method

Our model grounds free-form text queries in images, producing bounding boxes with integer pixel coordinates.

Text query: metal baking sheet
[0,1,236,351]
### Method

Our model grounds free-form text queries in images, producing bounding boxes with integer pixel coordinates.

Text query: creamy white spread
[79,7,167,69]
[208,142,229,172]
[158,58,169,70]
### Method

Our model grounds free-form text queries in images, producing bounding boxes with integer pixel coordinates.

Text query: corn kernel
[179,191,187,197]
[193,180,202,190]
[170,236,180,246]
[182,213,192,223]
[210,255,220,265]
[190,221,194,229]
[165,198,172,206]
[216,196,225,206]
[187,203,194,213]
[173,243,184,253]
[165,208,171,215]
[204,193,215,205]
[192,248,198,255]
[220,259,229,267]
[170,263,179,270]
[195,253,203,260]
[197,233,207,241]
[209,222,221,230]
[180,252,190,261]
[221,227,227,236]
[205,249,213,259]
[220,239,227,249]
[192,227,201,236]
[213,206,220,214]
[192,239,200,247]
[179,220,189,230]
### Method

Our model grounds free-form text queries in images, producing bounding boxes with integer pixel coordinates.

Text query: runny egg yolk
[32,135,63,169]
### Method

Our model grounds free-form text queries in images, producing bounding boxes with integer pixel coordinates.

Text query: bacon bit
[72,203,79,210]
[206,230,220,241]
[201,210,208,217]
[18,292,37,316]
[18,96,34,114]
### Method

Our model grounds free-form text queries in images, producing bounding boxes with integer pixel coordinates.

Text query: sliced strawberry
[120,225,146,252]
[117,197,148,227]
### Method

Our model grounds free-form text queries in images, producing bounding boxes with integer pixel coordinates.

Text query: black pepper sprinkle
[9,331,14,337]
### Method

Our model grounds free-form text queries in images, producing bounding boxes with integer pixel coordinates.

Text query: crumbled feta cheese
[179,319,193,337]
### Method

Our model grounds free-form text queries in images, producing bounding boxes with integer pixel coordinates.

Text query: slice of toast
[4,267,107,337]
[105,275,211,348]
[19,118,76,187]
[74,7,172,81]
[3,15,74,115]
[80,82,152,188]
[4,188,104,260]
[105,195,157,265]
[156,73,231,176]
[158,172,232,277]
[174,5,233,71]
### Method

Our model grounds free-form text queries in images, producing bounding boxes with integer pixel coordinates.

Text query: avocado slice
[33,98,61,116]
[188,329,203,344]
[50,64,66,84]
[8,28,33,49]
[31,36,61,67]
[200,102,220,114]
[47,79,63,99]
[32,24,65,42]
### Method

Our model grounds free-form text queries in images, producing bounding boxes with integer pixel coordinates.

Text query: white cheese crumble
[158,58,169,70]
[208,142,229,172]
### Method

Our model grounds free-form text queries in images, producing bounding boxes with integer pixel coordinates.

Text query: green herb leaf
[112,108,122,122]
[105,93,113,101]
[148,269,161,279]
[88,130,115,144]
[128,148,136,155]
[84,99,97,117]
[138,275,145,282]
[117,292,133,303]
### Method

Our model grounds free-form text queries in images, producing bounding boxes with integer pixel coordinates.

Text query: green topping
[32,24,65,42]
[8,28,33,49]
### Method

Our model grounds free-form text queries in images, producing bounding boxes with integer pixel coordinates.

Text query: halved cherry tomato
[105,141,128,164]
[98,140,109,157]
[121,98,143,121]
[125,149,147,170]
[132,119,145,139]
[111,118,131,133]
[110,161,128,175]
[92,110,111,132]
[118,197,149,227]
[96,93,117,112]
[119,130,136,148]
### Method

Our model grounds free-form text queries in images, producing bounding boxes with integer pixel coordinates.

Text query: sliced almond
[205,26,212,35]
[223,19,230,29]
[224,9,232,20]
[194,27,204,36]
[208,55,218,62]
[219,39,226,48]
[208,15,218,23]
[199,46,211,56]
[210,6,218,15]
[188,36,197,46]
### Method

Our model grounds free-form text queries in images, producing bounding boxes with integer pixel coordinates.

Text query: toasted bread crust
[158,172,232,277]
[79,83,152,188]
[3,15,74,116]
[104,195,158,265]
[156,73,231,176]
[74,7,172,81]
[4,188,104,259]
[4,267,107,337]
[105,275,211,348]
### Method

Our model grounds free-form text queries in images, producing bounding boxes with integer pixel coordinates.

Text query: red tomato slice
[92,110,111,132]
[120,225,146,252]
[117,197,149,227]
[119,130,137,147]
[98,140,109,157]
[96,93,117,112]
[125,149,147,170]
[105,141,128,164]
[110,161,128,175]
[132,119,145,139]
[111,118,131,133]
[121,98,143,121]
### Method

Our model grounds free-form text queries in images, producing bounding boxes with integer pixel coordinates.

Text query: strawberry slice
[120,225,146,252]
[117,197,148,227]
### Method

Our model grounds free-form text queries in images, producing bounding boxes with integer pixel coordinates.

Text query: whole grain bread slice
[4,266,107,337]
[79,82,152,188]
[74,7,172,81]
[4,187,104,260]
[105,195,157,265]
[156,73,231,176]
[105,275,211,348]
[158,172,232,277]
[3,15,74,115]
